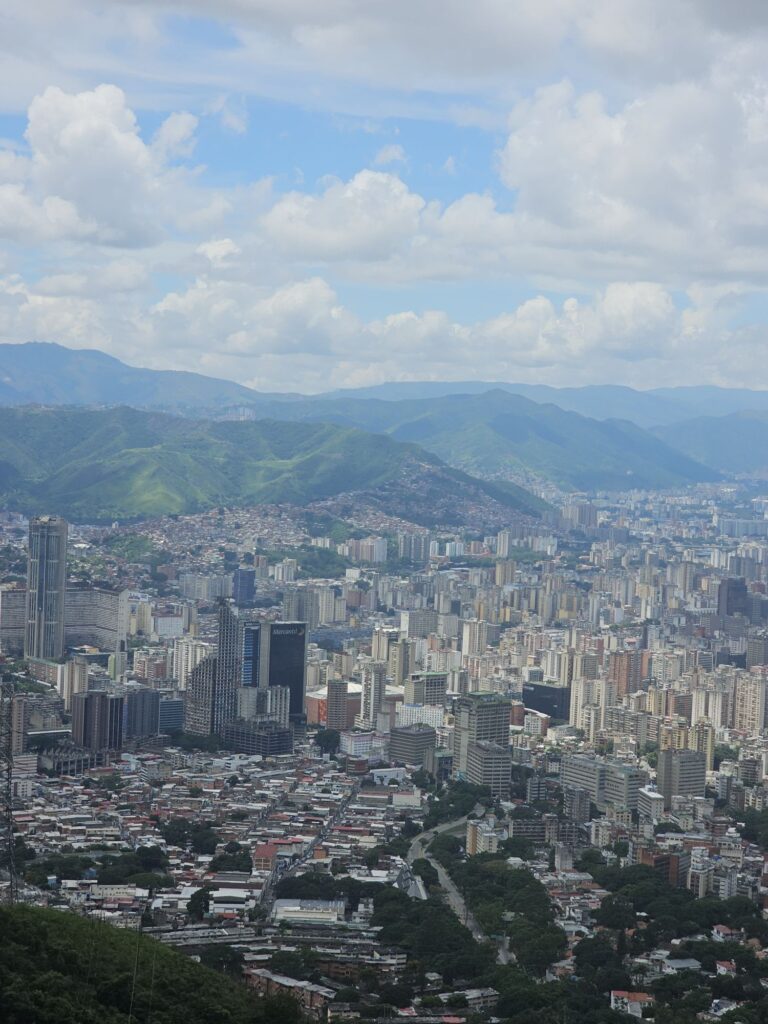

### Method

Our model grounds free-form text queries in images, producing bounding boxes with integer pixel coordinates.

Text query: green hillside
[0,904,296,1024]
[0,406,545,521]
[239,390,719,491]
[653,410,768,476]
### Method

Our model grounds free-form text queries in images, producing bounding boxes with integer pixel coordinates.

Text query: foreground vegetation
[0,905,300,1024]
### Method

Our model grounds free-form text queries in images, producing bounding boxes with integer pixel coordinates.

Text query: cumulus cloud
[262,170,428,260]
[1,8,768,391]
[373,144,406,166]
[0,84,202,246]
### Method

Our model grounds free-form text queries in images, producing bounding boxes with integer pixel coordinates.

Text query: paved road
[407,814,511,965]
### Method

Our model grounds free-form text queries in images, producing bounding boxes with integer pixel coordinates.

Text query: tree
[314,729,340,754]
[187,885,214,921]
[190,826,218,855]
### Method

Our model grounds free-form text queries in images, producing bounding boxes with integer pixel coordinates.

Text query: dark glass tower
[25,515,68,661]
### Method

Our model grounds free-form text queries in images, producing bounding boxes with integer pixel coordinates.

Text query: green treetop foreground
[0,904,301,1024]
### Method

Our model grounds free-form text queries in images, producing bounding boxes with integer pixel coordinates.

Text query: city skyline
[1,2,768,391]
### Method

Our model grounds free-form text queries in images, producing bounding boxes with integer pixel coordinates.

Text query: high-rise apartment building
[25,516,68,661]
[172,637,213,690]
[326,678,349,731]
[732,674,767,735]
[360,660,387,728]
[461,618,489,657]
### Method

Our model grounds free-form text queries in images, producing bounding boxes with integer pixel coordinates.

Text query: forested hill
[0,904,297,1024]
[0,406,545,522]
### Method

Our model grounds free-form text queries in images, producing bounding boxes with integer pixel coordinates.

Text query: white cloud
[196,237,241,266]
[0,84,207,247]
[373,144,406,166]
[151,111,198,161]
[262,170,428,261]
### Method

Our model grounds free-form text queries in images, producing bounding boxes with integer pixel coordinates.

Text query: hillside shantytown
[5,487,768,1023]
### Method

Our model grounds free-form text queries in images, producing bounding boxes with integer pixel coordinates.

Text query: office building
[657,749,706,809]
[185,600,244,735]
[747,633,768,670]
[64,586,125,653]
[637,786,665,823]
[25,515,68,661]
[221,719,293,756]
[405,671,448,706]
[717,577,748,618]
[388,723,436,766]
[563,786,591,823]
[72,690,124,753]
[238,684,290,727]
[604,762,645,812]
[522,682,571,720]
[560,754,605,804]
[232,567,256,607]
[452,692,510,778]
[241,620,307,729]
[466,741,511,797]
[159,696,184,733]
[124,688,160,739]
[184,654,218,735]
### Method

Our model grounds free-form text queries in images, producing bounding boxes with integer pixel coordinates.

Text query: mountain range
[0,405,546,523]
[4,341,768,494]
[233,389,719,491]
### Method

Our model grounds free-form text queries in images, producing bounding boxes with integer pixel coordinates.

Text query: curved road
[407,814,511,965]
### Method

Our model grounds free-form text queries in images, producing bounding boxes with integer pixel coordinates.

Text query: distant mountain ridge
[0,405,546,523]
[0,342,755,492]
[235,389,720,491]
[0,341,287,410]
[4,343,768,427]
[652,410,768,477]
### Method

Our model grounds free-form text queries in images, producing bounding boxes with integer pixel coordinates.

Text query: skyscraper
[452,692,510,778]
[184,600,243,736]
[232,567,256,607]
[360,660,387,728]
[25,515,68,661]
[240,619,308,729]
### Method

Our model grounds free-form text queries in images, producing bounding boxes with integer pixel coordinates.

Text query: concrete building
[388,723,436,766]
[452,692,510,779]
[657,749,706,809]
[466,740,511,797]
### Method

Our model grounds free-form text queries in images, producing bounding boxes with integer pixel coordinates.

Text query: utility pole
[0,678,17,904]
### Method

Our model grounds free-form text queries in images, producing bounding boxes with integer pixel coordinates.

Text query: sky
[1,1,768,393]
